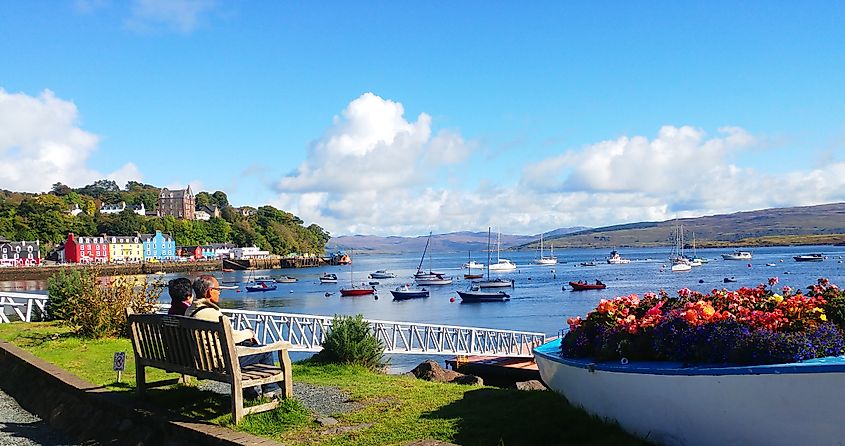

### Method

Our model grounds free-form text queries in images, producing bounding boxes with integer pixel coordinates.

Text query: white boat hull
[533,258,557,265]
[671,263,692,272]
[474,279,513,288]
[535,340,845,446]
[415,278,453,285]
[488,263,517,271]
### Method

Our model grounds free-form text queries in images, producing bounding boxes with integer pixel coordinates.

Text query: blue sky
[1,1,844,236]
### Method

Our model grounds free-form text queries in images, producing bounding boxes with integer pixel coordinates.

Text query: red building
[64,233,109,264]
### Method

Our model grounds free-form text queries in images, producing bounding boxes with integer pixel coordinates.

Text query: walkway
[0,389,77,446]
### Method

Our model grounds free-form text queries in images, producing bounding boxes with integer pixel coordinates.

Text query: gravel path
[0,389,78,446]
[199,381,362,417]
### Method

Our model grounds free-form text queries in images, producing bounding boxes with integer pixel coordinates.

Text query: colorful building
[139,230,176,261]
[64,233,109,264]
[107,235,143,263]
[0,240,41,267]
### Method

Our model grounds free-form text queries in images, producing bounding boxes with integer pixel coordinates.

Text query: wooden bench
[126,309,293,423]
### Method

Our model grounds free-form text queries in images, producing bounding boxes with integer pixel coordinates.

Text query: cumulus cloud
[272,95,845,236]
[127,0,217,33]
[0,88,140,192]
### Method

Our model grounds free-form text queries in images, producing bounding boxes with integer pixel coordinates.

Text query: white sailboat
[414,232,453,285]
[670,225,692,272]
[533,233,557,265]
[458,228,511,301]
[488,231,517,271]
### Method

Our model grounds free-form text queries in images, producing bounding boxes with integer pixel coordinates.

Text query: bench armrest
[236,341,292,357]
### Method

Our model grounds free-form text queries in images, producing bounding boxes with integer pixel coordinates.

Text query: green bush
[313,314,386,370]
[46,269,163,338]
[46,268,89,321]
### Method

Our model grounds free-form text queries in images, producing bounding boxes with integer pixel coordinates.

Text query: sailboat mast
[417,232,431,273]
[486,227,492,280]
[497,231,501,262]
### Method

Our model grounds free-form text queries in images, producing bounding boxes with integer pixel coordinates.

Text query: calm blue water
[6,245,845,371]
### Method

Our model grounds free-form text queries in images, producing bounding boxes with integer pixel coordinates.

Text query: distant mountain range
[537,202,845,249]
[328,228,588,254]
[330,202,845,253]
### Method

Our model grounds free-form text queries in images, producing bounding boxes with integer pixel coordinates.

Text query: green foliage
[313,314,386,370]
[46,269,163,338]
[46,268,88,321]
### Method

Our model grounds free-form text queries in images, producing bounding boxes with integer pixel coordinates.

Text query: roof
[100,202,125,211]
[159,186,193,199]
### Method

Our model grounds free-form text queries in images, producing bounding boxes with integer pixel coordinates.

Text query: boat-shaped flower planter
[534,338,845,446]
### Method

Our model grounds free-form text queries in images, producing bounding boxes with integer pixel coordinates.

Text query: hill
[329,228,588,254]
[535,203,845,249]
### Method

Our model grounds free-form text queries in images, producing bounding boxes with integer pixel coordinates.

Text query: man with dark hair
[185,275,282,399]
[167,278,193,316]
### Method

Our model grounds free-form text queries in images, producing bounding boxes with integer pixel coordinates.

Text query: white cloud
[0,88,140,192]
[127,0,217,33]
[272,95,845,236]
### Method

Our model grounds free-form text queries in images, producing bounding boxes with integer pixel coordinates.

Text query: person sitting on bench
[185,274,282,400]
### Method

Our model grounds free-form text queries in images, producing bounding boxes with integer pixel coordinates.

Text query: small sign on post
[113,351,126,383]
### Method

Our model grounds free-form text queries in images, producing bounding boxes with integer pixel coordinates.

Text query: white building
[100,201,145,216]
[69,204,83,217]
[231,246,270,260]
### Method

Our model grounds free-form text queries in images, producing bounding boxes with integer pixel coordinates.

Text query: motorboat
[579,262,596,267]
[462,260,485,269]
[606,250,631,265]
[671,262,692,272]
[463,273,484,279]
[724,277,738,283]
[319,273,338,284]
[722,251,752,260]
[457,285,510,302]
[793,254,824,262]
[368,270,396,279]
[390,284,429,300]
[275,276,298,283]
[535,338,845,446]
[246,282,277,292]
[473,278,514,288]
[568,281,607,291]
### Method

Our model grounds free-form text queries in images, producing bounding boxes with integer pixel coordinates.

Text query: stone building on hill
[157,187,195,220]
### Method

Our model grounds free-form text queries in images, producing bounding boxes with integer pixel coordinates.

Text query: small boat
[606,250,631,265]
[579,262,596,267]
[535,338,845,446]
[473,278,514,288]
[671,262,692,272]
[533,233,557,265]
[793,254,824,262]
[415,274,453,286]
[368,281,380,285]
[462,260,485,269]
[339,249,375,296]
[568,280,606,291]
[390,284,429,300]
[722,251,752,260]
[275,276,298,283]
[246,282,277,292]
[457,285,510,302]
[218,284,239,290]
[488,231,518,271]
[723,277,737,283]
[369,270,396,279]
[766,263,777,267]
[320,273,338,284]
[463,273,484,279]
[154,271,167,275]
[339,286,375,296]
[222,268,235,272]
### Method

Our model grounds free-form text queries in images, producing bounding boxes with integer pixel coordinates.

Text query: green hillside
[538,203,845,249]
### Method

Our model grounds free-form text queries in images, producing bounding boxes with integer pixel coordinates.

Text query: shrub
[46,269,163,338]
[46,268,89,321]
[313,314,385,370]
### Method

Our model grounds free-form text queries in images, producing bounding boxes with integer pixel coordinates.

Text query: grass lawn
[0,322,649,446]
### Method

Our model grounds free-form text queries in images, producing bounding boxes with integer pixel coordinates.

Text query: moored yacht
[722,251,752,260]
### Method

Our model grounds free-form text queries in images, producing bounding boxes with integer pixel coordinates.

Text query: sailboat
[670,225,692,272]
[488,231,517,271]
[458,228,511,302]
[339,250,375,296]
[414,232,453,285]
[533,233,558,265]
[689,232,707,265]
[463,251,484,279]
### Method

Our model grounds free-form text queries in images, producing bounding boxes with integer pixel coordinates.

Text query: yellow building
[108,235,144,263]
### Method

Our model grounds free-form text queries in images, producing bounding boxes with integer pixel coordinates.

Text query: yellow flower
[772,294,783,304]
[821,314,828,322]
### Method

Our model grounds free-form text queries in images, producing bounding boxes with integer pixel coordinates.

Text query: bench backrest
[127,312,239,383]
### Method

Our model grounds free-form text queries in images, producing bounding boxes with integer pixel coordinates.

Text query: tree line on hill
[0,180,330,257]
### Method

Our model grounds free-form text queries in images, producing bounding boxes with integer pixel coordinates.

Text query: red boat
[339,286,375,296]
[568,281,607,291]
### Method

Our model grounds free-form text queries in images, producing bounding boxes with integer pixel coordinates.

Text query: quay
[0,260,224,281]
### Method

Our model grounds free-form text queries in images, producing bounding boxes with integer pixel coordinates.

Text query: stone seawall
[0,260,223,281]
[0,339,283,446]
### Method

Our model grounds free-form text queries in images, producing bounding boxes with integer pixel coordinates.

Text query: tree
[195,192,211,208]
[207,217,232,243]
[51,182,72,196]
[211,191,229,208]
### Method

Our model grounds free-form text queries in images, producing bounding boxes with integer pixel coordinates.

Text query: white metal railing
[0,292,47,323]
[224,308,545,357]
[0,292,546,357]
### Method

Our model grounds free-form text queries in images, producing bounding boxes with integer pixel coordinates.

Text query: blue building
[139,230,176,261]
